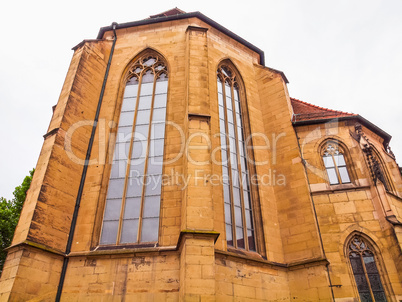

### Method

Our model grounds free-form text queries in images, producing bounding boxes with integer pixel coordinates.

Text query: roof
[291,97,391,145]
[149,8,186,18]
[96,9,266,66]
[291,97,357,122]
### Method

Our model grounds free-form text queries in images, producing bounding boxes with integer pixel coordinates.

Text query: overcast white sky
[0,0,401,199]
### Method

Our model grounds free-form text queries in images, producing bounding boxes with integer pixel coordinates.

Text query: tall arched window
[100,52,168,245]
[217,63,256,251]
[348,235,387,302]
[321,141,351,185]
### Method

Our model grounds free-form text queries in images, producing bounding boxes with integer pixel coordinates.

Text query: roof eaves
[266,66,289,84]
[292,115,391,145]
[96,11,265,66]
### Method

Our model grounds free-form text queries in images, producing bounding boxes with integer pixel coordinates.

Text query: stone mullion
[137,70,157,243]
[116,72,143,245]
[230,83,248,250]
[222,79,236,248]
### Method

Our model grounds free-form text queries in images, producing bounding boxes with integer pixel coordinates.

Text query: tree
[0,169,34,274]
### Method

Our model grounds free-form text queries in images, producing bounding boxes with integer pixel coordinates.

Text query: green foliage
[0,169,34,274]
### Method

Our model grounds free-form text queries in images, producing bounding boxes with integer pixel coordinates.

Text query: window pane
[221,148,228,166]
[106,178,125,199]
[145,175,162,196]
[217,80,223,94]
[323,155,335,168]
[243,190,251,210]
[140,82,154,96]
[149,139,164,157]
[219,105,225,119]
[143,195,161,218]
[141,218,159,242]
[248,229,256,251]
[154,94,167,108]
[226,224,233,246]
[373,292,387,302]
[150,123,165,139]
[123,84,138,98]
[121,97,137,112]
[110,160,126,179]
[136,109,151,125]
[100,220,119,245]
[233,186,241,206]
[245,209,252,229]
[104,198,122,221]
[123,197,141,219]
[236,227,244,248]
[153,107,167,122]
[137,95,152,110]
[147,156,163,175]
[234,98,240,111]
[219,119,226,135]
[224,203,232,225]
[234,206,243,227]
[134,124,149,140]
[114,142,131,161]
[227,109,234,124]
[120,219,139,243]
[334,154,346,166]
[126,176,143,197]
[119,111,135,127]
[132,140,146,159]
[129,158,146,177]
[155,81,168,94]
[339,167,351,183]
[229,137,236,152]
[218,92,224,107]
[326,168,339,185]
[116,126,132,143]
[223,184,230,202]
[225,83,232,100]
[228,122,235,138]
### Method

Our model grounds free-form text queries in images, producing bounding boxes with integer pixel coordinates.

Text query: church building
[1,8,401,301]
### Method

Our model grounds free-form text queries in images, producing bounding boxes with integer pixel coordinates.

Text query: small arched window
[348,235,387,302]
[217,63,256,251]
[321,141,351,185]
[100,51,168,245]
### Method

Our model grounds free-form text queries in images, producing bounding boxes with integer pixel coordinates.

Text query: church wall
[2,12,402,301]
[295,121,402,301]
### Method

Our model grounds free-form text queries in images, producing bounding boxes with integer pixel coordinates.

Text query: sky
[0,0,401,200]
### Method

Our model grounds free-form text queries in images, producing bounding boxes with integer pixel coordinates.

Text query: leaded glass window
[348,235,387,302]
[100,53,168,245]
[217,64,256,251]
[322,142,351,185]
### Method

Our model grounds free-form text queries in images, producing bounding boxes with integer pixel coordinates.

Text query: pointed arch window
[348,235,387,302]
[322,141,351,185]
[100,52,168,245]
[217,64,256,251]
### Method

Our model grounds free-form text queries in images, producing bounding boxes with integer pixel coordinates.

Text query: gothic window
[100,52,168,245]
[348,235,387,302]
[217,64,256,251]
[322,141,351,185]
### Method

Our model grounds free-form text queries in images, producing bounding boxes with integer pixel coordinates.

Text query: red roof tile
[291,97,357,122]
